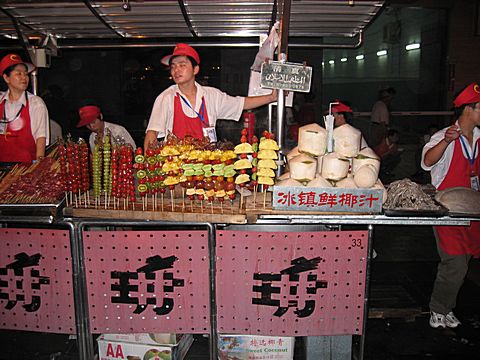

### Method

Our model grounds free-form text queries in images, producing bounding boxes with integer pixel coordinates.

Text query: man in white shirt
[370,87,396,147]
[421,82,480,330]
[76,103,136,151]
[144,43,277,149]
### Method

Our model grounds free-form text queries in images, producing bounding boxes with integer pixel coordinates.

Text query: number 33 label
[351,238,362,247]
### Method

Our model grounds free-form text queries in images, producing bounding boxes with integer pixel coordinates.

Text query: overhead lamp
[340,57,347,62]
[355,54,364,60]
[406,43,420,51]
[122,0,131,11]
[376,50,387,57]
[329,60,335,65]
[322,61,325,66]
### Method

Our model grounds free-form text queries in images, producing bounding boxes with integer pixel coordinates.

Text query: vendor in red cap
[421,82,480,330]
[77,101,136,151]
[331,100,367,148]
[0,53,49,163]
[144,43,277,149]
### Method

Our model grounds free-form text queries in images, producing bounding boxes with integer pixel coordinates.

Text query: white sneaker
[445,312,461,328]
[429,311,446,329]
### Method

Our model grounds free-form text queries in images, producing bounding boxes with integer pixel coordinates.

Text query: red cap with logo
[77,105,101,128]
[161,43,200,66]
[0,53,35,76]
[453,82,480,108]
[331,101,352,113]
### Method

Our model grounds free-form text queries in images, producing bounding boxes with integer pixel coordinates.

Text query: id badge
[203,126,217,143]
[470,175,479,191]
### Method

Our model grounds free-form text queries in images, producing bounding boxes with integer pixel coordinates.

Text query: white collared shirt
[146,82,245,138]
[0,90,49,144]
[421,122,480,188]
[88,121,136,151]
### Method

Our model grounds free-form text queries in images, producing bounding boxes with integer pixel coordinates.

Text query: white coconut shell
[289,154,317,182]
[321,152,350,181]
[352,147,381,175]
[307,176,333,188]
[354,164,378,188]
[286,146,302,163]
[373,179,388,204]
[335,176,358,189]
[298,123,327,156]
[276,178,304,187]
[333,124,362,158]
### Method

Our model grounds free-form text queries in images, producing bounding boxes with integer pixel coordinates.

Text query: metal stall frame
[64,218,217,360]
[0,214,475,360]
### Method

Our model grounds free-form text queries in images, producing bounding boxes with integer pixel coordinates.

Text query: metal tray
[446,211,480,218]
[383,207,449,217]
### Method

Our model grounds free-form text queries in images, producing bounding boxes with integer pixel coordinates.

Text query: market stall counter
[1,138,479,360]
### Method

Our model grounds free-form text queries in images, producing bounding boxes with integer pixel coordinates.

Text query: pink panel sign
[216,230,369,336]
[0,228,75,333]
[84,230,210,334]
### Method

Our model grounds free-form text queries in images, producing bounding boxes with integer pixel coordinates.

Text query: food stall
[1,1,479,360]
[1,126,478,360]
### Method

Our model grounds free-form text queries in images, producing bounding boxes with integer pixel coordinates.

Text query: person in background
[375,128,403,178]
[144,43,277,149]
[49,119,62,144]
[0,53,49,163]
[331,100,368,149]
[370,87,396,147]
[76,101,136,151]
[421,82,480,329]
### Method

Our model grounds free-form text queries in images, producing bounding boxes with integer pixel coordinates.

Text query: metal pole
[208,224,218,360]
[357,224,374,360]
[68,220,95,360]
[30,69,38,95]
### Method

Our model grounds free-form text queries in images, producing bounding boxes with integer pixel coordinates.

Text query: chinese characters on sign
[84,230,210,333]
[111,255,184,315]
[216,230,368,336]
[0,228,75,333]
[273,187,383,212]
[0,252,50,312]
[252,257,327,317]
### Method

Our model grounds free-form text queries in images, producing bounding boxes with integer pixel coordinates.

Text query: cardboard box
[101,333,180,346]
[218,334,294,360]
[98,333,193,360]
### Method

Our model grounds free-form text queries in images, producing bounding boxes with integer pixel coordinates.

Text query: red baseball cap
[77,105,101,127]
[161,43,200,66]
[453,82,480,107]
[331,101,352,113]
[0,53,35,76]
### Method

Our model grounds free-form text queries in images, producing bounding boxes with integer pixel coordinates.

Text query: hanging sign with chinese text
[216,230,369,336]
[84,230,210,334]
[272,186,383,213]
[260,61,312,92]
[0,229,75,333]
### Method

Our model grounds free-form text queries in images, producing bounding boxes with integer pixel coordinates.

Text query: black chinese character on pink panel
[110,255,184,315]
[0,252,50,312]
[252,256,327,318]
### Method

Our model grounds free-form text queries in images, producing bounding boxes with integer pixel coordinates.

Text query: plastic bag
[250,22,280,72]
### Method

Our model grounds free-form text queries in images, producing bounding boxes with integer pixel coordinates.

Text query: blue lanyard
[459,135,478,167]
[179,94,207,126]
